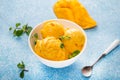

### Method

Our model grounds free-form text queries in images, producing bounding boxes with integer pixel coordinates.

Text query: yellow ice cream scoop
[62,28,85,54]
[34,37,68,61]
[41,21,65,38]
[53,0,97,29]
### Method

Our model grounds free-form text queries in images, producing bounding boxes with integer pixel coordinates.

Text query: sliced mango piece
[53,0,97,29]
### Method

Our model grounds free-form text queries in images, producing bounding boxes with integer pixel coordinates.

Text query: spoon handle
[92,39,120,66]
[103,39,120,55]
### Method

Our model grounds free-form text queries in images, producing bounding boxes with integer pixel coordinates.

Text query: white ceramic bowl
[28,19,87,68]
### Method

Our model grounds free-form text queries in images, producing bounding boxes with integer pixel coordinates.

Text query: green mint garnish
[9,27,12,31]
[13,29,23,37]
[16,23,21,27]
[17,61,25,69]
[20,70,24,78]
[59,36,71,41]
[22,24,33,35]
[68,50,80,59]
[17,61,28,79]
[60,43,64,48]
[32,33,38,45]
[34,33,38,39]
[9,23,33,37]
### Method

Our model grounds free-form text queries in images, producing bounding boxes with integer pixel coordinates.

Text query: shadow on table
[40,62,91,80]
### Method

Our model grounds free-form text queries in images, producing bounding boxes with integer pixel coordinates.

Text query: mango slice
[53,0,97,29]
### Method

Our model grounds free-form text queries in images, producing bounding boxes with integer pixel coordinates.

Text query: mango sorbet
[34,37,68,61]
[41,21,65,38]
[62,29,85,54]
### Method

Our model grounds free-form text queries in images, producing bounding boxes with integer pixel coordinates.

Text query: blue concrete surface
[0,0,120,80]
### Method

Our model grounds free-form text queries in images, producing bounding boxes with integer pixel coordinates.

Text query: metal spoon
[82,39,120,77]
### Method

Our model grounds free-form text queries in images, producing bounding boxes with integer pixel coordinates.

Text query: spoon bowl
[82,66,92,77]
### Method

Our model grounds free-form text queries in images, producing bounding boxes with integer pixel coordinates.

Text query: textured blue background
[0,0,120,80]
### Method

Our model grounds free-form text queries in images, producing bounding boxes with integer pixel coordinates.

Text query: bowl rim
[28,19,87,62]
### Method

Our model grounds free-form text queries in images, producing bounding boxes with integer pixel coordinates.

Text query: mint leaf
[20,70,24,78]
[22,24,27,31]
[59,36,71,41]
[59,36,64,40]
[34,40,37,45]
[65,36,71,39]
[16,23,21,27]
[34,33,38,39]
[14,29,23,37]
[60,43,64,48]
[32,33,38,45]
[9,23,32,37]
[22,24,32,35]
[17,61,28,79]
[68,50,80,59]
[17,61,25,69]
[25,26,32,35]
[9,27,12,31]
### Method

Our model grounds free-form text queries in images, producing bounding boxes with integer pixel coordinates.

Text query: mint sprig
[59,36,71,41]
[22,24,33,36]
[9,23,32,37]
[16,23,21,27]
[17,61,28,79]
[68,50,80,59]
[60,43,64,48]
[32,33,38,45]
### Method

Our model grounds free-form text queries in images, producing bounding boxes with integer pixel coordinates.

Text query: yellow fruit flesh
[53,0,97,29]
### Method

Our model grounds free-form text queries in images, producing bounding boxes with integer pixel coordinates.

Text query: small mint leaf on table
[20,70,24,78]
[14,29,23,37]
[17,61,25,69]
[25,26,33,35]
[16,23,21,28]
[22,24,27,31]
[17,61,28,79]
[9,23,33,37]
[13,29,17,36]
[22,24,33,35]
[9,27,12,31]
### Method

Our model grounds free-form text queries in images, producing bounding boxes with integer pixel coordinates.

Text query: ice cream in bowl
[28,19,87,68]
